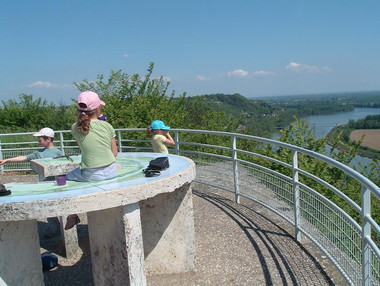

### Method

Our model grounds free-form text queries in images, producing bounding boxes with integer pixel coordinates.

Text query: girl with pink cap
[66,91,118,181]
[64,91,118,229]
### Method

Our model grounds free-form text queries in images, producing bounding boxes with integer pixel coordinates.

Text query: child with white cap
[0,127,62,181]
[146,120,175,154]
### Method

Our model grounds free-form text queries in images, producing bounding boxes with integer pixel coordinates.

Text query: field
[350,129,380,151]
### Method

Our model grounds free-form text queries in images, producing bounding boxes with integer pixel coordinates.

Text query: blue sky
[1,0,380,104]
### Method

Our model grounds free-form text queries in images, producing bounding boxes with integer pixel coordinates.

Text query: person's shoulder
[71,122,78,131]
[42,147,62,155]
[99,121,115,130]
[103,120,114,127]
[52,147,63,155]
[93,120,112,126]
[92,121,115,135]
[154,134,166,141]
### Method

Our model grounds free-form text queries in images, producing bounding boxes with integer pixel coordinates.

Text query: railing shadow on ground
[194,188,334,285]
[1,128,379,286]
[194,186,340,285]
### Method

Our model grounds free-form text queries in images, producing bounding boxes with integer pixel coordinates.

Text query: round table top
[0,153,196,221]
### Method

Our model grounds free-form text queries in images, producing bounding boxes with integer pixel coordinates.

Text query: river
[304,108,380,168]
[303,107,380,140]
[274,107,380,169]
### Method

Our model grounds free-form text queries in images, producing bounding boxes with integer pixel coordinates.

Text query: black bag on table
[148,156,169,170]
[0,183,11,196]
[143,156,169,177]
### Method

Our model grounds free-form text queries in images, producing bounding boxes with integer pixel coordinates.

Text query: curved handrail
[1,128,379,285]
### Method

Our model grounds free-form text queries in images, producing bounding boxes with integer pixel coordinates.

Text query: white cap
[33,127,55,138]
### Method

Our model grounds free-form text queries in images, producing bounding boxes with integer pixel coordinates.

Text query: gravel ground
[0,173,348,286]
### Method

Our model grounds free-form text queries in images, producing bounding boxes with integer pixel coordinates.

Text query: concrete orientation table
[0,153,196,286]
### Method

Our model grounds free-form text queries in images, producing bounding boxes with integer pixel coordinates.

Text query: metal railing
[1,128,379,286]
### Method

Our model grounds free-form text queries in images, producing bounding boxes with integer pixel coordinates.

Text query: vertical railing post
[232,135,240,204]
[361,184,371,286]
[174,131,180,156]
[59,131,65,155]
[0,136,3,175]
[292,150,301,242]
[117,130,122,153]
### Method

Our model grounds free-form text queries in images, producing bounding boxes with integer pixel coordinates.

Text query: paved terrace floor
[0,174,348,286]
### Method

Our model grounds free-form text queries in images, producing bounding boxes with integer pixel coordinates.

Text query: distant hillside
[187,93,276,118]
[185,92,372,137]
[186,93,282,136]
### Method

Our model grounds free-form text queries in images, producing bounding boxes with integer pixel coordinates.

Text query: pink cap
[77,91,105,111]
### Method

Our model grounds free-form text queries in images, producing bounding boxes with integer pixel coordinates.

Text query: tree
[271,117,379,227]
[0,94,75,132]
[73,63,187,129]
[73,63,238,133]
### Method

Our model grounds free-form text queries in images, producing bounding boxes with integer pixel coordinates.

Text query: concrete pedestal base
[88,203,146,286]
[58,215,80,259]
[87,183,195,285]
[141,183,195,274]
[0,220,43,286]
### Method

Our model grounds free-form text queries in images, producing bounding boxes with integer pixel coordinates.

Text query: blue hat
[151,120,170,130]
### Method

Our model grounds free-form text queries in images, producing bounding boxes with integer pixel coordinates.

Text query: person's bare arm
[164,132,175,146]
[111,137,118,157]
[0,156,28,165]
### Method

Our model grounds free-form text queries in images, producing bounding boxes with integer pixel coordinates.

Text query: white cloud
[253,70,276,76]
[28,81,75,89]
[197,75,210,81]
[28,81,58,88]
[122,54,130,58]
[285,62,331,73]
[227,69,249,78]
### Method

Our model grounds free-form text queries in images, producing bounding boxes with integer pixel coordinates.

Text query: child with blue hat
[147,120,175,154]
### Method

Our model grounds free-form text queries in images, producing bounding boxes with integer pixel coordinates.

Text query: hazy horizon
[3,89,380,107]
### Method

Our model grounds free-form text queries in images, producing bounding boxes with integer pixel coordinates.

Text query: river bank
[326,126,380,160]
[350,129,380,150]
[300,108,380,166]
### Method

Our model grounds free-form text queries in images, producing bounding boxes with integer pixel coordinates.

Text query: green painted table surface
[1,153,189,202]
